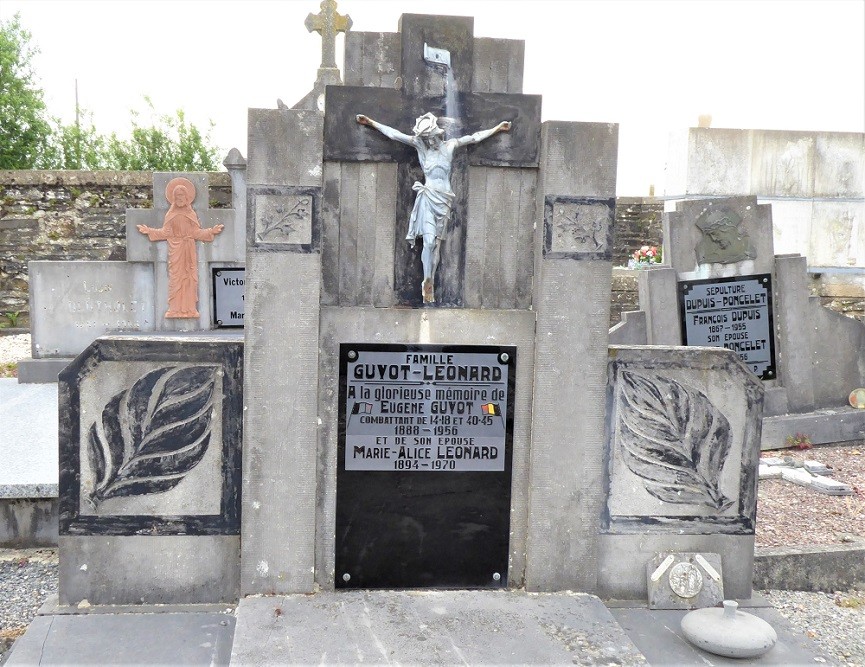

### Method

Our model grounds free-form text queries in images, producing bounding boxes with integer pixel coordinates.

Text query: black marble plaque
[679,274,776,380]
[336,343,516,589]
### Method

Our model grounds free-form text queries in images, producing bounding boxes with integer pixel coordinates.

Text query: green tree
[104,97,221,171]
[0,14,53,169]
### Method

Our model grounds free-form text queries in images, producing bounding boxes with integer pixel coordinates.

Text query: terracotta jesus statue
[137,177,224,318]
[357,112,511,303]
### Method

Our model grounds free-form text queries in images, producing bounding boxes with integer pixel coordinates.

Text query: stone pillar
[774,254,816,412]
[241,109,323,594]
[526,121,617,592]
[637,267,681,345]
[223,148,247,258]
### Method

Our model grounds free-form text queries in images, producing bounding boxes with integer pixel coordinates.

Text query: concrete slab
[5,610,235,666]
[609,605,831,665]
[761,407,865,450]
[16,357,71,384]
[0,379,58,493]
[230,591,646,665]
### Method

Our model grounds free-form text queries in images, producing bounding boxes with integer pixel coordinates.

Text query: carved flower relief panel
[607,369,743,519]
[550,201,611,255]
[254,193,313,244]
[77,361,224,517]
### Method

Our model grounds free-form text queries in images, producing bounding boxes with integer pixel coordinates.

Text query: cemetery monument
[54,4,765,622]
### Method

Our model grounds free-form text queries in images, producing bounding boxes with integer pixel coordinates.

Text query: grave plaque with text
[336,343,516,589]
[212,268,245,328]
[679,274,776,380]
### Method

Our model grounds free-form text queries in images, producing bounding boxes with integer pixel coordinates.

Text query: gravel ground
[0,334,863,664]
[0,549,58,663]
[0,333,29,378]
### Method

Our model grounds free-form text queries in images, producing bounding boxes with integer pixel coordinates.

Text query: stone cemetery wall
[613,196,664,266]
[0,171,231,328]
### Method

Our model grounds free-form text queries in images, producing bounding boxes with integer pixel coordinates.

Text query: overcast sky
[2,0,863,195]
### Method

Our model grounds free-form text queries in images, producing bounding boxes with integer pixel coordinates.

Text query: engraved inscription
[255,194,313,244]
[551,202,610,254]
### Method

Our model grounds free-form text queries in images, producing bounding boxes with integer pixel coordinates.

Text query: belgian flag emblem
[481,403,500,416]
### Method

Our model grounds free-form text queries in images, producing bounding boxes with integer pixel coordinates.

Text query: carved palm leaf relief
[616,370,734,511]
[87,366,217,507]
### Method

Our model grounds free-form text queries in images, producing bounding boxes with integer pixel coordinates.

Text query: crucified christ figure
[356,112,511,303]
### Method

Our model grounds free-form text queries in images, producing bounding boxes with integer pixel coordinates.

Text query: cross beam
[321,14,541,307]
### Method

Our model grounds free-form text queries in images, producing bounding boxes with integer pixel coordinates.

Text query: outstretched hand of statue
[497,121,512,132]
[136,224,152,234]
[212,224,225,235]
[356,114,372,126]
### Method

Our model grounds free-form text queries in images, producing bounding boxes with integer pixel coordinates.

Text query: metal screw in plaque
[647,552,724,609]
[342,573,351,582]
[492,572,501,582]
[347,350,357,361]
[499,353,509,363]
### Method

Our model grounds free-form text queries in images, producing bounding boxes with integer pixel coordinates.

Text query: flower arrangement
[630,245,662,268]
[785,432,813,450]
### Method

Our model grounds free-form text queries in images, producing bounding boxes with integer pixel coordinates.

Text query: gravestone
[21,162,246,382]
[241,11,618,594]
[52,6,769,609]
[57,334,243,604]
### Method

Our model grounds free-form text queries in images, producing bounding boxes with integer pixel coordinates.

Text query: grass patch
[0,361,18,378]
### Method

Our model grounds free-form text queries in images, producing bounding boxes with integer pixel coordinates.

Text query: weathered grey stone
[664,196,774,279]
[472,37,524,94]
[526,120,616,593]
[343,31,400,88]
[754,541,865,591]
[29,261,155,358]
[761,406,865,449]
[680,601,777,659]
[230,591,645,666]
[59,535,239,605]
[646,552,724,609]
[247,109,323,187]
[599,534,756,600]
[685,128,753,196]
[637,267,680,345]
[750,131,815,198]
[608,310,648,345]
[0,498,58,547]
[241,253,321,595]
[465,166,536,309]
[773,254,816,412]
[603,345,763,600]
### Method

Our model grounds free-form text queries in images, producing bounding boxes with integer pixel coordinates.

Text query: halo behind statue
[165,177,197,205]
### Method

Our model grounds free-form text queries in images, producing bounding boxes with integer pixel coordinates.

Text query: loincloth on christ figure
[407,181,455,240]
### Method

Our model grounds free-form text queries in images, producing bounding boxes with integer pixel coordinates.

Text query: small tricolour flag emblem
[351,402,373,414]
[481,403,500,416]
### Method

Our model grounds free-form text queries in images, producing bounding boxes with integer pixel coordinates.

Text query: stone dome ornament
[681,600,778,658]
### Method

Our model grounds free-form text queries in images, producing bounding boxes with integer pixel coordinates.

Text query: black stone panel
[324,87,414,163]
[335,343,516,589]
[58,335,243,536]
[325,87,540,168]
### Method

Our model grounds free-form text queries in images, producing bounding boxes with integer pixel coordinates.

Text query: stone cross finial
[305,0,352,69]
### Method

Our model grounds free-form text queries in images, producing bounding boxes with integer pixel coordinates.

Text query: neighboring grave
[22,161,246,382]
[631,194,865,419]
[57,334,243,604]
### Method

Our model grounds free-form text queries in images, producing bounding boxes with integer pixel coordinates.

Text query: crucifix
[305,0,352,72]
[323,14,541,307]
